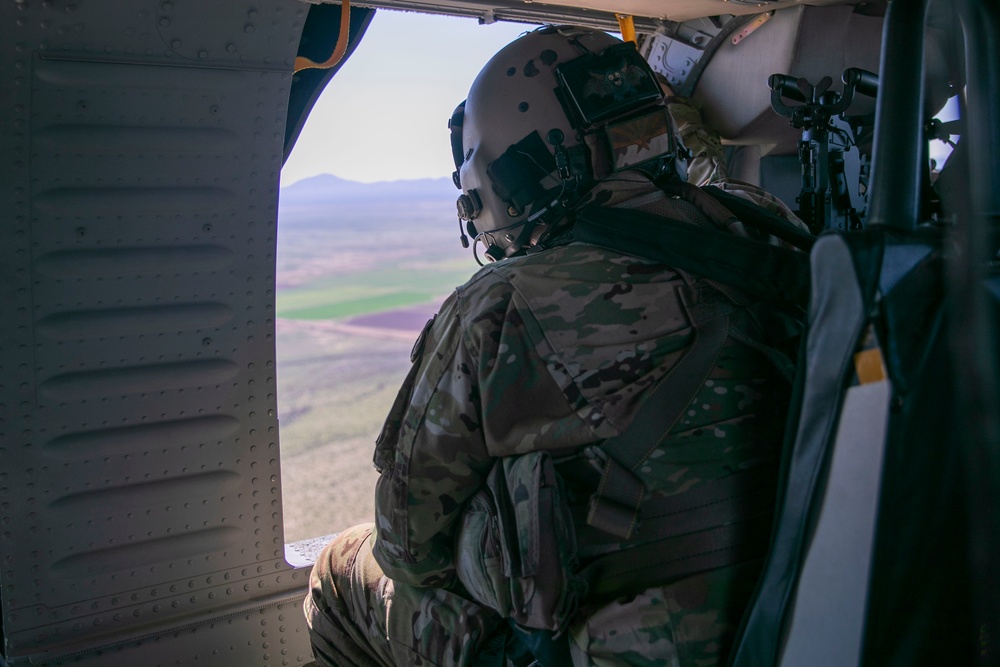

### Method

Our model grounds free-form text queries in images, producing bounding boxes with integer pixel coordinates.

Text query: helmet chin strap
[472,198,570,266]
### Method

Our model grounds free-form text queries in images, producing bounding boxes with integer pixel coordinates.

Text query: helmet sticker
[583,59,649,103]
[605,109,675,172]
[556,42,662,127]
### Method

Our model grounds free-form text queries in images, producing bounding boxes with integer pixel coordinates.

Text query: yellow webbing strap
[616,14,636,44]
[294,0,351,73]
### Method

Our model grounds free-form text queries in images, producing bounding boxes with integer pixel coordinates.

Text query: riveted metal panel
[0,0,315,663]
[29,595,315,667]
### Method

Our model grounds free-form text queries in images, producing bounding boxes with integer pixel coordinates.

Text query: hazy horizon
[281,171,454,187]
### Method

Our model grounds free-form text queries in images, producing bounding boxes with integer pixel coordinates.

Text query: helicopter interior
[0,0,996,666]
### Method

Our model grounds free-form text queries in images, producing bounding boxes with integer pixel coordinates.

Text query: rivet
[171,39,181,49]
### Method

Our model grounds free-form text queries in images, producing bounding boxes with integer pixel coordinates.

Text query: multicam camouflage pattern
[306,173,796,666]
[711,178,810,236]
[665,94,729,186]
[455,450,585,632]
[568,561,764,667]
[305,523,504,667]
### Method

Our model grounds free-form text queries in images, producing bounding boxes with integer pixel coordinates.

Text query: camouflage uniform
[305,171,802,667]
[665,91,729,187]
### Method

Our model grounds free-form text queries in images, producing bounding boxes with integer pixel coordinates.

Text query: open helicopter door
[0,1,372,665]
[727,0,1000,665]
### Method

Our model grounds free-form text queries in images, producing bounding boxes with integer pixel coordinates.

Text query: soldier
[305,25,806,667]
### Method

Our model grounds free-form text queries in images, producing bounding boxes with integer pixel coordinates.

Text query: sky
[280,10,535,186]
[279,9,957,186]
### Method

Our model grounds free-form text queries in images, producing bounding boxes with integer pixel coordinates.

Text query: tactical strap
[574,206,811,311]
[570,196,799,596]
[562,461,778,602]
[581,505,774,603]
[575,464,778,548]
[586,285,733,540]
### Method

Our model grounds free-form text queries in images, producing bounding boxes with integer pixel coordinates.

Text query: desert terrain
[274,175,474,542]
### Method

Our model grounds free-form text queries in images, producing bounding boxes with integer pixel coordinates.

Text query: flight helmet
[449,25,685,262]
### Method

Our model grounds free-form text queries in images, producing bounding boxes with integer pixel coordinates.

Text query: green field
[276,264,475,320]
[274,187,480,540]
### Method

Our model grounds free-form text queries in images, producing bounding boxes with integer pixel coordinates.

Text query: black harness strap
[566,461,779,602]
[585,285,734,541]
[581,507,774,603]
[574,206,811,312]
[567,193,806,597]
[575,464,779,548]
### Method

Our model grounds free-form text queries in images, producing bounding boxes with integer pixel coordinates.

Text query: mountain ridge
[280,173,456,204]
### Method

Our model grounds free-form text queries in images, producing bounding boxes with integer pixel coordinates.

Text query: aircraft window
[277,12,528,544]
[275,184,472,543]
[929,94,960,178]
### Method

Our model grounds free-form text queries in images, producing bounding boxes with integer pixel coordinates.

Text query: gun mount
[769,68,878,233]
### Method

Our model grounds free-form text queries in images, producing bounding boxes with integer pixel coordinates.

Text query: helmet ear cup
[456,190,482,221]
[455,190,483,250]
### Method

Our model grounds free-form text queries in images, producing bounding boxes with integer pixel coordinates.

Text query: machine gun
[769,68,878,233]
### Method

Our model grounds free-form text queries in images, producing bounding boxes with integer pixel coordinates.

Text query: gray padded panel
[779,380,891,667]
[0,0,316,663]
